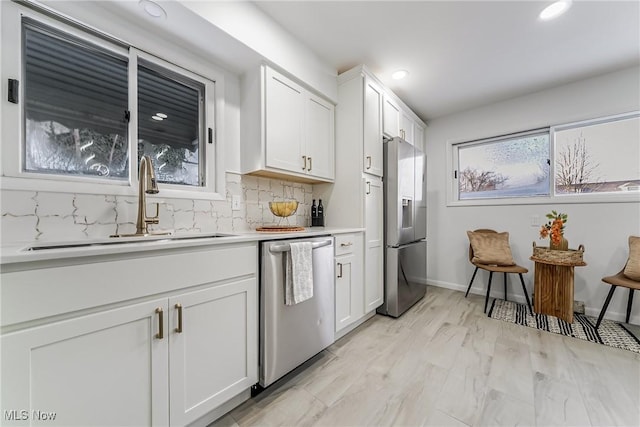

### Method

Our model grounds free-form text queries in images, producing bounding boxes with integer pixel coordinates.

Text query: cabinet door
[1,299,169,427]
[364,177,384,312]
[169,278,257,426]
[335,254,355,332]
[265,68,305,173]
[400,111,414,145]
[305,93,335,180]
[383,95,400,138]
[363,78,383,177]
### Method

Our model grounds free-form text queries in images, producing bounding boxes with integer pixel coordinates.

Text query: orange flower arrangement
[539,210,568,246]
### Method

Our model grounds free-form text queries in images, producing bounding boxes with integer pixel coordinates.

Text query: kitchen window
[453,129,551,201]
[449,111,640,205]
[1,4,224,200]
[22,20,130,181]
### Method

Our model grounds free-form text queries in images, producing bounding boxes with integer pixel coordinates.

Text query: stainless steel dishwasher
[259,236,334,388]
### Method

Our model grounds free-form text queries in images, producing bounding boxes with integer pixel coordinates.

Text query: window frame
[447,111,640,206]
[0,3,226,201]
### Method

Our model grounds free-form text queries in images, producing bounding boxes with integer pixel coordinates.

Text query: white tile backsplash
[0,172,314,245]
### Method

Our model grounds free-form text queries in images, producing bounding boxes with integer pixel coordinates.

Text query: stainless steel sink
[24,233,235,251]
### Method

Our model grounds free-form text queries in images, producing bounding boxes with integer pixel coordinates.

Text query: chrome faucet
[135,155,160,235]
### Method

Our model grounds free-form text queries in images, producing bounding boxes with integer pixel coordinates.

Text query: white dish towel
[285,242,314,305]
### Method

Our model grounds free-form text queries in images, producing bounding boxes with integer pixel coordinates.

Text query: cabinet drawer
[335,234,357,256]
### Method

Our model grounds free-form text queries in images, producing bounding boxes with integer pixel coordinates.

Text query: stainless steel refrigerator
[377,137,427,317]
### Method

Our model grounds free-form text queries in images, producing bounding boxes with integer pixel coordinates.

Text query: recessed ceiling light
[139,0,167,19]
[155,113,168,119]
[392,70,409,80]
[151,115,164,121]
[539,0,572,21]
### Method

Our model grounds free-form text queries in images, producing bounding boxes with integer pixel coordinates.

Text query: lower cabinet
[1,244,258,427]
[334,233,364,334]
[169,278,257,426]
[364,177,384,312]
[2,299,170,427]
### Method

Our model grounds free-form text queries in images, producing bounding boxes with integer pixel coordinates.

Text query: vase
[550,236,569,251]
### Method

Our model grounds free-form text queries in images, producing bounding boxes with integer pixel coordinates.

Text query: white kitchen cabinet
[363,77,383,177]
[1,299,169,427]
[383,95,401,139]
[364,177,384,312]
[242,65,335,183]
[264,68,305,174]
[169,278,256,426]
[334,233,364,334]
[1,243,258,427]
[305,92,335,179]
[400,110,415,145]
[382,89,425,148]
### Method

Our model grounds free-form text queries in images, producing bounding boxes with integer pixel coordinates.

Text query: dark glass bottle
[317,199,324,226]
[311,199,317,226]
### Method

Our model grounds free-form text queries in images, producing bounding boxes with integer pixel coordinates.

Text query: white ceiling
[252,1,640,121]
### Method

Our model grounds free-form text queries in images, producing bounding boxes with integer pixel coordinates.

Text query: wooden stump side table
[530,247,586,323]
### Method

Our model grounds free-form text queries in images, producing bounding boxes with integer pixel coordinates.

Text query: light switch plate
[531,215,540,227]
[232,195,241,211]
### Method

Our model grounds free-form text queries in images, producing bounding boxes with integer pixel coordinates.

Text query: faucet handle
[146,202,160,224]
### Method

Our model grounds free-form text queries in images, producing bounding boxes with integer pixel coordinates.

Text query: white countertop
[0,227,364,266]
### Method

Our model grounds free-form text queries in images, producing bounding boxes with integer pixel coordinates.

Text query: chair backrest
[468,229,498,263]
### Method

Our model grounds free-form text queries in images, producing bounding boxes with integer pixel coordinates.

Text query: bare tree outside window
[459,167,508,192]
[555,132,602,193]
[554,114,639,195]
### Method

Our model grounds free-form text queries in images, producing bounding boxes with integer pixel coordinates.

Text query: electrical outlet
[531,215,540,227]
[232,195,241,211]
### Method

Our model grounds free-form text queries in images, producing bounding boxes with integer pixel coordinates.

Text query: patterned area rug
[488,299,640,354]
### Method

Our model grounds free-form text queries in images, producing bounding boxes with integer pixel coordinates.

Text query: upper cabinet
[242,65,335,183]
[382,92,426,151]
[400,110,415,145]
[383,95,401,139]
[363,77,384,177]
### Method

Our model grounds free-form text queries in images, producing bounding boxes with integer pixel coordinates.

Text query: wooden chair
[465,229,533,314]
[594,263,640,329]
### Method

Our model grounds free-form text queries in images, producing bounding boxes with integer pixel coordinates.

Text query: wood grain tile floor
[211,286,640,427]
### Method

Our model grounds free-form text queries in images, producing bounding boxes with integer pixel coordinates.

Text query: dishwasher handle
[269,239,332,254]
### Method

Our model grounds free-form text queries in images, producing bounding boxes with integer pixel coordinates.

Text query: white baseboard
[425,277,637,324]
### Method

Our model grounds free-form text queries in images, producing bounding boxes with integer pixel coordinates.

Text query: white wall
[181,1,338,103]
[426,66,640,323]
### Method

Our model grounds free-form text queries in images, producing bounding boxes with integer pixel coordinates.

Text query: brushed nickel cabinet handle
[340,242,353,247]
[175,303,183,333]
[302,155,307,170]
[366,181,371,195]
[366,156,372,169]
[337,262,343,278]
[307,156,312,171]
[155,307,164,339]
